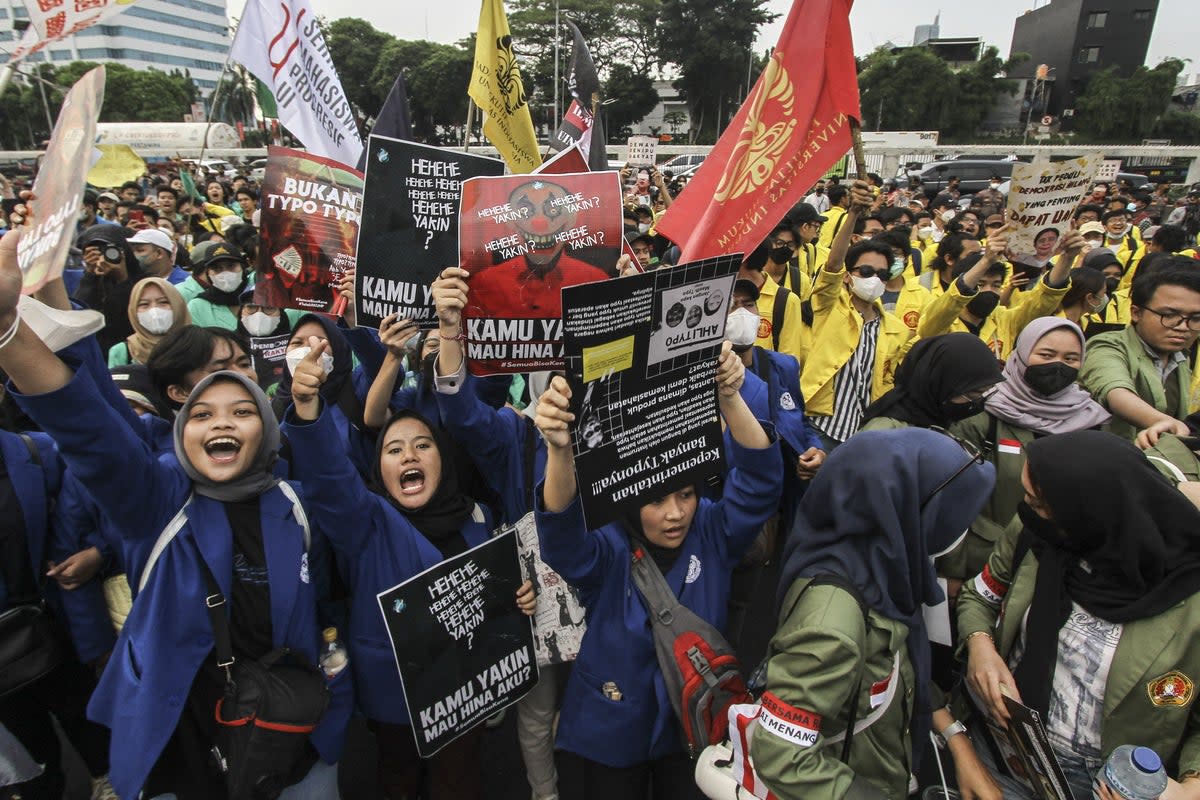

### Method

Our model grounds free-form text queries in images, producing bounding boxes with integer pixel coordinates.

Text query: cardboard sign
[508,513,586,666]
[626,135,658,167]
[355,137,503,329]
[459,171,622,375]
[18,66,106,294]
[1007,156,1098,265]
[377,532,537,757]
[253,146,363,315]
[561,254,739,529]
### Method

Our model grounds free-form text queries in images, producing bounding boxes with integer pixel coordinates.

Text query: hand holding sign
[1055,228,1086,261]
[432,267,471,335]
[291,336,330,421]
[379,313,420,356]
[714,341,744,399]
[0,231,22,325]
[534,376,575,451]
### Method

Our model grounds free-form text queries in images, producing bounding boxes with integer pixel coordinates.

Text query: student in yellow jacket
[959,431,1200,800]
[918,234,982,302]
[802,181,916,448]
[740,244,810,362]
[816,185,851,251]
[876,229,933,335]
[917,225,1079,362]
[789,202,830,279]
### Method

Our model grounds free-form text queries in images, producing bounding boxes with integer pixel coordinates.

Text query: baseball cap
[789,202,827,226]
[127,228,175,254]
[733,279,760,302]
[1078,221,1106,236]
[190,240,246,270]
[1083,248,1121,271]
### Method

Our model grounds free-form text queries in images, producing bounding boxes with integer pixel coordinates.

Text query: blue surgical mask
[1126,203,1137,212]
[889,257,906,279]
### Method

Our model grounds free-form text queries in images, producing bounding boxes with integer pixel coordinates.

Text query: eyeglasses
[851,265,891,280]
[769,238,797,250]
[921,426,985,510]
[1141,306,1200,331]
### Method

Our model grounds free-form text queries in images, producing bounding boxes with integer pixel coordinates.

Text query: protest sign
[536,144,589,176]
[86,144,146,188]
[249,331,290,393]
[1096,159,1122,183]
[17,66,105,294]
[626,135,658,167]
[460,171,622,375]
[377,531,537,757]
[253,146,362,315]
[561,255,739,529]
[1007,156,1098,265]
[355,137,503,329]
[507,514,586,667]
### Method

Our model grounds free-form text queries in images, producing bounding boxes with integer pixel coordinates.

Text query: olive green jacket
[858,417,908,433]
[1080,325,1191,442]
[958,520,1200,775]
[754,579,914,799]
[942,413,1038,580]
[1145,434,1200,484]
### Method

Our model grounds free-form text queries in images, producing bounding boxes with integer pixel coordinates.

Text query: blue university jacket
[282,403,492,724]
[0,431,61,610]
[534,434,782,767]
[12,367,353,800]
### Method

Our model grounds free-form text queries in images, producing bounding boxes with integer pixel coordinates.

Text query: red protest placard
[458,171,622,375]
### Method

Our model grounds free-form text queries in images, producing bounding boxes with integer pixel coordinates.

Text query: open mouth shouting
[399,468,426,496]
[204,436,243,465]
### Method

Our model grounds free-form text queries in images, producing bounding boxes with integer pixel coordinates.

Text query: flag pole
[197,53,235,178]
[849,117,868,182]
[464,98,476,152]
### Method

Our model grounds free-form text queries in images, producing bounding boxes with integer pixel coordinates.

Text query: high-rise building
[1008,0,1159,117]
[0,0,231,95]
[914,12,940,46]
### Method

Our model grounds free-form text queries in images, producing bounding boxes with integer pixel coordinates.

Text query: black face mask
[965,290,1001,319]
[769,246,794,264]
[1017,500,1077,551]
[1024,360,1079,397]
[940,396,987,423]
[1105,275,1120,295]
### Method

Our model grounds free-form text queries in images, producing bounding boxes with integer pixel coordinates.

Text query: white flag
[230,0,363,166]
[7,0,139,66]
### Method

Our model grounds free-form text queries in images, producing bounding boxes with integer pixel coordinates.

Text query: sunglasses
[851,265,891,280]
[921,426,985,510]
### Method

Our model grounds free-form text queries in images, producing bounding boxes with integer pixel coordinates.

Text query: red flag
[656,0,860,262]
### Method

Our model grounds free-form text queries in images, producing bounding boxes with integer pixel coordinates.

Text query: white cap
[127,228,175,256]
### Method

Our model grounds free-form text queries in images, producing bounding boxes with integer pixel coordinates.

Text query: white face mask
[285,346,334,377]
[725,307,760,347]
[136,307,174,335]
[637,223,651,234]
[243,310,280,337]
[940,210,956,223]
[989,182,1001,190]
[850,275,886,302]
[210,269,243,293]
[931,229,946,243]
[916,225,934,240]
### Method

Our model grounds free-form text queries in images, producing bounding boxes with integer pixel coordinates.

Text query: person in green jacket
[755,427,997,799]
[959,431,1200,800]
[185,240,250,330]
[1080,262,1200,441]
[945,317,1110,589]
[859,333,1004,433]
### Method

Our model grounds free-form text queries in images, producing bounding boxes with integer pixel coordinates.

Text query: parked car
[659,153,706,176]
[907,159,1016,199]
[247,158,268,183]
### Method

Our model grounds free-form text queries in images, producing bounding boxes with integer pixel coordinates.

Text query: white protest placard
[1007,156,1098,263]
[626,135,658,167]
[1096,159,1122,183]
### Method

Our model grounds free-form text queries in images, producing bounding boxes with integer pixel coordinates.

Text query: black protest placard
[376,531,537,757]
[249,332,290,393]
[561,255,740,529]
[355,137,504,329]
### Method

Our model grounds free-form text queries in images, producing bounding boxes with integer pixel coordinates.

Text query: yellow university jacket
[916,276,1071,361]
[816,206,848,251]
[801,266,916,417]
[889,277,933,335]
[754,274,809,362]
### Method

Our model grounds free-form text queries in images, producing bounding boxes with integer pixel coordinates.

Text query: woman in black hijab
[861,332,1004,430]
[960,430,1200,799]
[281,341,534,800]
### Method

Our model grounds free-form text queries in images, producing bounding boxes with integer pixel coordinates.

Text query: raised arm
[363,314,418,429]
[533,375,576,514]
[823,180,873,274]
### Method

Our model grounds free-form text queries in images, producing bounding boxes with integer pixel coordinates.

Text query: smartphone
[129,209,145,223]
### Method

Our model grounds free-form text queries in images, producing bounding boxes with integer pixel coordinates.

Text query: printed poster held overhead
[253,146,362,315]
[377,531,537,757]
[561,255,740,529]
[460,171,622,375]
[355,137,503,330]
[1007,156,1098,269]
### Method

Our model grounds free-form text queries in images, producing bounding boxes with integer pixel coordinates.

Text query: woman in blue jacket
[0,237,352,800]
[532,343,782,800]
[281,338,534,800]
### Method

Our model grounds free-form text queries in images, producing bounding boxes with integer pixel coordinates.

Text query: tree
[1075,59,1185,141]
[656,0,777,142]
[944,46,1026,138]
[602,63,659,134]
[858,46,955,133]
[211,64,258,128]
[1153,109,1200,145]
[663,109,686,135]
[325,17,397,118]
[369,38,475,141]
[47,62,196,123]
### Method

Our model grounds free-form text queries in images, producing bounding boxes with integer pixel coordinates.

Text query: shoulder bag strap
[197,553,236,679]
[628,545,681,621]
[18,434,40,466]
[772,286,791,351]
[523,416,537,515]
[275,481,311,551]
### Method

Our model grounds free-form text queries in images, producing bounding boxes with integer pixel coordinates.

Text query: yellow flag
[469,0,542,173]
[87,144,147,188]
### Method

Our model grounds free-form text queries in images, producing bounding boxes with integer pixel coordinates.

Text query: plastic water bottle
[1097,745,1168,800]
[319,627,348,677]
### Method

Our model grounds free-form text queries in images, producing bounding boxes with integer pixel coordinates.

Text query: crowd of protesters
[2,153,1200,800]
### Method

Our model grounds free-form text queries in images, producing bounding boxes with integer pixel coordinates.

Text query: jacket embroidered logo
[1148,671,1194,707]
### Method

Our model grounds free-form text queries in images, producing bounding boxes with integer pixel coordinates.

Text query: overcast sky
[229,0,1200,84]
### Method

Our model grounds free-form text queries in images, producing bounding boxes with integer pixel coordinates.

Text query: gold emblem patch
[1148,671,1194,707]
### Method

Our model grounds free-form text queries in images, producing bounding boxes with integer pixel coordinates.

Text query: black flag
[565,22,600,107]
[357,73,414,172]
